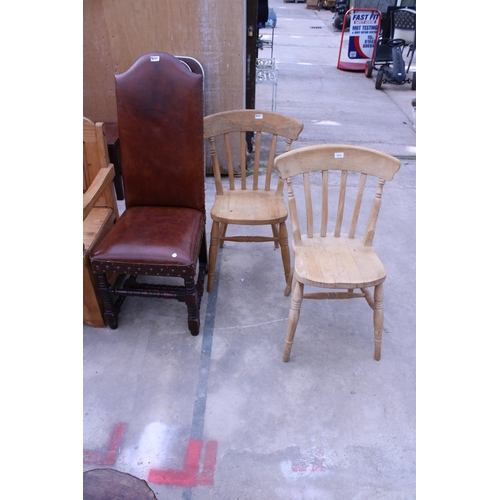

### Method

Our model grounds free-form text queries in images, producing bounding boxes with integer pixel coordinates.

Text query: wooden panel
[103,0,165,74]
[83,0,116,121]
[83,207,114,251]
[83,0,245,124]
[83,208,115,328]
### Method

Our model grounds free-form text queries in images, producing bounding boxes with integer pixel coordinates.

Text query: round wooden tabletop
[83,468,157,500]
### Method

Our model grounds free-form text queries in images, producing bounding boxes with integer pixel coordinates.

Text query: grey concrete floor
[83,1,416,498]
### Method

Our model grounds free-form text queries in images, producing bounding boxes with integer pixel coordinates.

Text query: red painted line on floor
[83,422,127,465]
[196,440,218,486]
[292,454,327,473]
[148,439,203,487]
[148,439,218,487]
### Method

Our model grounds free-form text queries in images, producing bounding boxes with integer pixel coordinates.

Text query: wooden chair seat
[91,206,205,270]
[211,189,288,225]
[293,234,386,289]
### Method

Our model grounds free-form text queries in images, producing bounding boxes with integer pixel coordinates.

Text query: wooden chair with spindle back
[274,144,400,362]
[204,109,303,294]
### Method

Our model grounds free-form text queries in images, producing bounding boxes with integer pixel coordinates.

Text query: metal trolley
[365,7,416,90]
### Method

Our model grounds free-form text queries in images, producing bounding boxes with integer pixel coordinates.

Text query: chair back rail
[205,110,303,197]
[275,144,400,248]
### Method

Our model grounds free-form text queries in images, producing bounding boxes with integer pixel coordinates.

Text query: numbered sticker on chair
[335,152,344,159]
[150,56,160,62]
[255,114,263,120]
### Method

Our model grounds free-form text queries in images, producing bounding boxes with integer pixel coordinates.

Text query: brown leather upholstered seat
[90,52,207,335]
[91,207,205,270]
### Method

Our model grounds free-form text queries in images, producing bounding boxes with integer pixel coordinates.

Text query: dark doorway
[246,0,268,111]
[246,0,268,151]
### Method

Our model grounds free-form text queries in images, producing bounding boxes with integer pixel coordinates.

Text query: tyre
[365,61,373,78]
[411,72,416,91]
[333,15,343,30]
[375,67,385,89]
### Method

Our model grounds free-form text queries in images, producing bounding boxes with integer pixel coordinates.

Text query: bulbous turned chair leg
[207,221,220,293]
[96,273,118,329]
[284,266,294,297]
[184,277,200,336]
[278,221,291,294]
[373,283,384,361]
[219,223,227,248]
[271,224,279,249]
[283,278,304,362]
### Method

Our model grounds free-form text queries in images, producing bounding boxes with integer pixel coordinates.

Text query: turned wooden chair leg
[284,267,294,297]
[373,283,384,360]
[207,221,220,293]
[278,221,291,292]
[198,230,208,285]
[271,223,279,249]
[96,273,118,329]
[184,277,200,336]
[283,278,303,362]
[219,223,227,248]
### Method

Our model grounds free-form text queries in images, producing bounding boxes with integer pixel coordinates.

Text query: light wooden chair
[83,118,119,327]
[204,109,303,293]
[274,144,400,362]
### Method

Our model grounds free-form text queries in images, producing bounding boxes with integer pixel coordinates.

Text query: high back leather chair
[90,52,207,335]
[274,144,400,362]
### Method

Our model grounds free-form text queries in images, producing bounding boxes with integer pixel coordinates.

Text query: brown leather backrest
[115,52,205,212]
